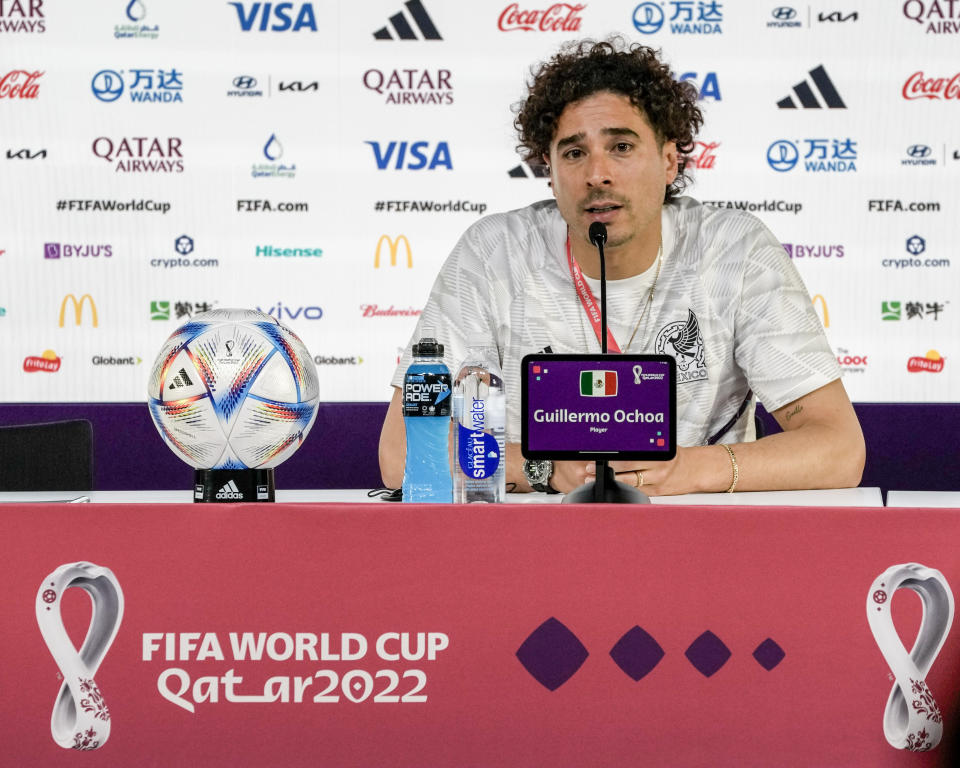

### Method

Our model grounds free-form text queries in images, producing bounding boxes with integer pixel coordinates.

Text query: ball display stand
[193,468,276,503]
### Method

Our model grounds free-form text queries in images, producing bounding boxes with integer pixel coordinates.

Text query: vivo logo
[365,140,452,170]
[257,302,323,320]
[228,2,318,31]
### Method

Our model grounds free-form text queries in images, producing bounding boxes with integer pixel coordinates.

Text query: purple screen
[524,357,674,457]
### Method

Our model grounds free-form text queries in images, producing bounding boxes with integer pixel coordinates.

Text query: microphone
[588,221,607,247]
[587,222,609,354]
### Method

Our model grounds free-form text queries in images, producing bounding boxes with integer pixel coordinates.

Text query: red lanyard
[565,236,622,353]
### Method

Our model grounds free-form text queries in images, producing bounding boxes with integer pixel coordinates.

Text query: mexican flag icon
[580,370,618,397]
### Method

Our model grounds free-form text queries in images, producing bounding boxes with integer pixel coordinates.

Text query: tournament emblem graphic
[866,563,954,752]
[655,309,707,383]
[35,562,124,750]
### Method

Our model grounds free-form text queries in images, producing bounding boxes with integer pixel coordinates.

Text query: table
[886,490,960,508]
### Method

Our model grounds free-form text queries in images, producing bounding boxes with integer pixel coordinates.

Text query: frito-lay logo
[59,294,98,327]
[374,235,413,268]
[907,350,945,373]
[23,350,61,372]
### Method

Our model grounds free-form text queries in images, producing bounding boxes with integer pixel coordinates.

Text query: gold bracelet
[721,444,738,493]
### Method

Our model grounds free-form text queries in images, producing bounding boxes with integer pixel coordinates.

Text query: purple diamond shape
[752,638,785,671]
[610,625,664,681]
[685,630,731,677]
[516,617,588,691]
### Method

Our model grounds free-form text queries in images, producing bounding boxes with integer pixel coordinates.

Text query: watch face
[525,459,550,484]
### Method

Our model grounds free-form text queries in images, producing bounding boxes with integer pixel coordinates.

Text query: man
[379,39,865,496]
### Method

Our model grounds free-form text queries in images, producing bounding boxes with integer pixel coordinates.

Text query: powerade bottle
[402,329,453,503]
[452,336,506,503]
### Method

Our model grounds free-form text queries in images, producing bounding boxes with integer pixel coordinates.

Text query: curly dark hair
[514,38,703,201]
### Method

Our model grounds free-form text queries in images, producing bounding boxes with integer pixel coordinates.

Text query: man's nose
[585,154,613,186]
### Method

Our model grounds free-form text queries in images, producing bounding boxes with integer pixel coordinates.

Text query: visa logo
[228,2,318,31]
[678,72,722,101]
[365,141,452,170]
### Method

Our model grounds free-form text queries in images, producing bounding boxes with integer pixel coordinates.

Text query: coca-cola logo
[498,3,585,31]
[686,141,719,169]
[0,70,43,98]
[907,351,945,373]
[902,71,960,100]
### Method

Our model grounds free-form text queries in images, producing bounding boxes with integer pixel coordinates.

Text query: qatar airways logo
[498,3,584,31]
[0,69,42,98]
[902,71,960,100]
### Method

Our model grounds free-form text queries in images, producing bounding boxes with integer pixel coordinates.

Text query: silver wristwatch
[522,459,554,493]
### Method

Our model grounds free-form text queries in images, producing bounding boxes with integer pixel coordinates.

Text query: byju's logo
[362,68,453,105]
[229,2,318,31]
[768,6,801,27]
[366,140,452,170]
[0,69,43,98]
[45,243,113,260]
[175,235,194,255]
[252,134,296,179]
[906,235,926,255]
[777,65,845,108]
[678,71,721,100]
[116,0,159,39]
[375,235,413,268]
[6,148,46,159]
[227,75,263,97]
[782,242,844,259]
[766,138,857,173]
[0,0,45,33]
[902,71,960,100]
[92,137,183,173]
[373,0,441,39]
[632,1,722,35]
[498,3,585,32]
[903,144,936,166]
[91,68,183,103]
[903,1,960,34]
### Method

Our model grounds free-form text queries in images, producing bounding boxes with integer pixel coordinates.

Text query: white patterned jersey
[391,196,841,446]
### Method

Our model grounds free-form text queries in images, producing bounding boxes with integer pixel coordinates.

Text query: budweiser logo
[360,304,422,318]
[0,69,43,98]
[686,141,719,170]
[902,71,960,100]
[498,2,584,31]
[23,351,61,373]
[907,351,945,373]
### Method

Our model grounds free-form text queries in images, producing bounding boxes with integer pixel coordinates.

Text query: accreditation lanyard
[566,236,622,353]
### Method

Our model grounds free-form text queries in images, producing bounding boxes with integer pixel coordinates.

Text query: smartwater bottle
[452,336,506,503]
[402,329,453,503]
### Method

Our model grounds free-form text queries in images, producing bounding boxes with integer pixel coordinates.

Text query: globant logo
[314,354,363,366]
[907,350,945,373]
[115,0,159,39]
[227,75,263,97]
[678,71,721,100]
[252,134,296,179]
[255,245,323,258]
[92,137,184,173]
[767,138,857,173]
[903,144,936,166]
[44,242,113,259]
[363,69,453,105]
[632,1,722,35]
[0,0,45,33]
[498,3,585,32]
[768,6,801,28]
[23,350,61,373]
[228,1,318,31]
[0,69,42,98]
[902,71,960,100]
[903,1,960,33]
[91,68,183,103]
[360,304,422,318]
[92,355,142,366]
[256,302,323,321]
[685,140,719,169]
[366,140,452,170]
[782,243,844,259]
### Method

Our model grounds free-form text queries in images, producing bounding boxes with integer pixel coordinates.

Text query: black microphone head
[588,221,607,247]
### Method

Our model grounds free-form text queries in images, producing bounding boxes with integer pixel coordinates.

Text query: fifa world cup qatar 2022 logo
[35,562,124,750]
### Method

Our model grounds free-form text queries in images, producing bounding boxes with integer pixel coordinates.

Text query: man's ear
[543,153,554,190]
[663,141,679,186]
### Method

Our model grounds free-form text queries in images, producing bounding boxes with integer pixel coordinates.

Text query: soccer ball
[147,308,320,470]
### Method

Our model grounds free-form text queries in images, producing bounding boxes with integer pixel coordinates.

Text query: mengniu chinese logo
[59,294,98,327]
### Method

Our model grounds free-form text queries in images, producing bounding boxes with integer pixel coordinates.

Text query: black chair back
[0,419,93,491]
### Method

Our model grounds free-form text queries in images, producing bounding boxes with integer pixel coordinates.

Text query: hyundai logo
[632,2,665,34]
[91,70,124,102]
[771,6,797,20]
[233,75,257,89]
[766,140,799,172]
[907,144,932,158]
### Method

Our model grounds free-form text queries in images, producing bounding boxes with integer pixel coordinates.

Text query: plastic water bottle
[452,336,506,503]
[402,329,453,503]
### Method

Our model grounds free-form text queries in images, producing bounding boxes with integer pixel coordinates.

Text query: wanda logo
[498,2,585,31]
[0,70,43,98]
[902,71,960,100]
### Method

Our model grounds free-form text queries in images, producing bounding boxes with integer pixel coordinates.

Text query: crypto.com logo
[374,235,413,268]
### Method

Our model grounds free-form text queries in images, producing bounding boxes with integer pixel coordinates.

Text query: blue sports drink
[402,330,453,503]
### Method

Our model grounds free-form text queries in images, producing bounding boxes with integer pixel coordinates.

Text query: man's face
[545,90,678,252]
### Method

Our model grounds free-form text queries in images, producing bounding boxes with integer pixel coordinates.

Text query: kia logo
[771,6,796,20]
[907,144,931,158]
[232,76,257,89]
[91,70,124,102]
[766,140,799,172]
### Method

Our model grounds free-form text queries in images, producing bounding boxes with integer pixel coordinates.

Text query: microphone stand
[563,223,649,505]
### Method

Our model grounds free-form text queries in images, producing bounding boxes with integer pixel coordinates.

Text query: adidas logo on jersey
[777,65,845,109]
[216,479,244,500]
[373,0,441,40]
[168,368,194,389]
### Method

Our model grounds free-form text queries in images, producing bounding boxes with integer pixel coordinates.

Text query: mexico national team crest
[655,310,708,384]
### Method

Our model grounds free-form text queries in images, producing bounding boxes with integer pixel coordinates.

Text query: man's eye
[564,148,583,159]
[615,142,632,152]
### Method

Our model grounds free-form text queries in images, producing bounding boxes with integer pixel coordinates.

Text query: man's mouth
[585,204,621,213]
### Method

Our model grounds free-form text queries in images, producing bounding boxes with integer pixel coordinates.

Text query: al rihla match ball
[147,308,320,470]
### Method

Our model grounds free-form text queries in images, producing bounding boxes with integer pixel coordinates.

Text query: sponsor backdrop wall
[1,0,957,406]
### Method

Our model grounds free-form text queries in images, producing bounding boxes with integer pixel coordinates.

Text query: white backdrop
[2,0,957,403]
